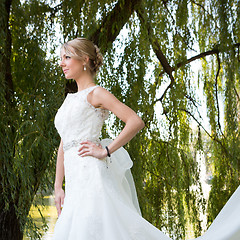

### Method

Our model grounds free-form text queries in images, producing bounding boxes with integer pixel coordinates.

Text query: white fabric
[195,186,240,240]
[100,138,142,216]
[53,85,240,240]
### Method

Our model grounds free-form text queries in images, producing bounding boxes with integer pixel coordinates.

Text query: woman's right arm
[54,139,65,217]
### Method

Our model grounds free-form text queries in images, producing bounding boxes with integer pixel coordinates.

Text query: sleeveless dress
[53,85,240,240]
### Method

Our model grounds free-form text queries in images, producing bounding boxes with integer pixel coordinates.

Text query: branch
[159,48,218,77]
[161,0,197,53]
[185,94,203,121]
[234,86,240,103]
[88,0,143,54]
[136,4,175,102]
[178,108,230,157]
[214,53,225,137]
[189,0,219,30]
[159,43,240,77]
[179,108,212,139]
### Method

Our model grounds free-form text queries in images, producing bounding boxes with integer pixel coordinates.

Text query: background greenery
[1,0,240,239]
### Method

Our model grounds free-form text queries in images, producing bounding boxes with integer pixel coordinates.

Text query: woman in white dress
[53,37,240,240]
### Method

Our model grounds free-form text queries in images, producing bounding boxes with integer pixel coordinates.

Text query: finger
[58,208,61,217]
[56,202,61,216]
[78,143,91,152]
[79,147,91,155]
[78,147,90,154]
[61,195,65,206]
[78,145,87,152]
[78,150,90,156]
[79,152,91,157]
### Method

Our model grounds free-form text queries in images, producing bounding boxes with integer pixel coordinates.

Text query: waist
[63,138,101,152]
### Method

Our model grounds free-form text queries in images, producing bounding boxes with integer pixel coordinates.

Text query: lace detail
[83,86,109,121]
[67,85,109,121]
[54,85,109,148]
[87,102,109,120]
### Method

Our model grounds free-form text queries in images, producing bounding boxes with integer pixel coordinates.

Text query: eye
[65,55,71,59]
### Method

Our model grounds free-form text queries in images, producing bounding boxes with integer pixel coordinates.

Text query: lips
[63,69,69,73]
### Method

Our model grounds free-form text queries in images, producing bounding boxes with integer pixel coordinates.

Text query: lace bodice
[54,86,109,151]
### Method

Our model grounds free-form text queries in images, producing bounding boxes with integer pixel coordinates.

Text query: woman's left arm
[78,87,145,159]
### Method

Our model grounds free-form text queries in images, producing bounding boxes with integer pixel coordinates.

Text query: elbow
[128,115,145,131]
[137,117,145,131]
[140,119,145,130]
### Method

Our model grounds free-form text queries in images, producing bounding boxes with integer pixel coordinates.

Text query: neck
[75,72,95,91]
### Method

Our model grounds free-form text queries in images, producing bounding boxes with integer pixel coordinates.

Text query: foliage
[1,0,240,239]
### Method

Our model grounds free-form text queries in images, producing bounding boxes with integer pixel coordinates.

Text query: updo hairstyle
[61,38,103,75]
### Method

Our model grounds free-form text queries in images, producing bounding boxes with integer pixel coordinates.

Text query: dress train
[100,139,240,240]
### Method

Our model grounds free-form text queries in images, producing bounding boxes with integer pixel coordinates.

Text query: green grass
[24,195,58,240]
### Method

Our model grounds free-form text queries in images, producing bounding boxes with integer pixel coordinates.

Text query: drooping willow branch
[215,53,225,138]
[234,87,240,103]
[161,0,197,53]
[137,2,240,105]
[185,94,203,121]
[189,0,220,30]
[137,1,239,104]
[177,108,230,158]
[136,4,175,102]
[156,43,240,102]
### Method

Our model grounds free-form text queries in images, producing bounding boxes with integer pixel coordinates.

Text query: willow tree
[1,0,239,239]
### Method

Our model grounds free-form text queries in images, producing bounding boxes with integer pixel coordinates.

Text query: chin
[64,74,72,79]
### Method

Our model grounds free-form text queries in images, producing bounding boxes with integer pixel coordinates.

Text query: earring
[83,65,86,71]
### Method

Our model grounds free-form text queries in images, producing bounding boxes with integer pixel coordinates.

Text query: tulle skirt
[53,139,240,240]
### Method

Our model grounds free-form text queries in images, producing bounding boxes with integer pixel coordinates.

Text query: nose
[59,59,65,67]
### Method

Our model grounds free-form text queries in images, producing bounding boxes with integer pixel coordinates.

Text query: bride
[53,37,240,240]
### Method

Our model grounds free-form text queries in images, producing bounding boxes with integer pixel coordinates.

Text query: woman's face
[59,49,85,80]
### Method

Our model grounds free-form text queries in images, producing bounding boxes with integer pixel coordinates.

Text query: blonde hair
[61,38,103,75]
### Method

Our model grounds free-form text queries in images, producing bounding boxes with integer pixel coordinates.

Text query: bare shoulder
[88,86,116,109]
[93,86,112,96]
[89,86,144,126]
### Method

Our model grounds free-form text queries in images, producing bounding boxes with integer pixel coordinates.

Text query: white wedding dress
[53,85,240,240]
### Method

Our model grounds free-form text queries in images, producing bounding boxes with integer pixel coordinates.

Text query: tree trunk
[0,203,23,240]
[0,0,22,239]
